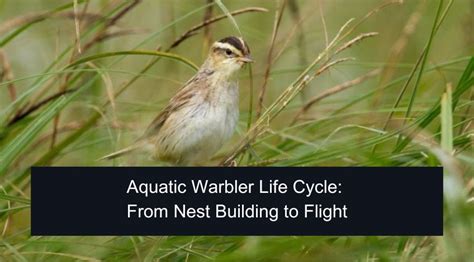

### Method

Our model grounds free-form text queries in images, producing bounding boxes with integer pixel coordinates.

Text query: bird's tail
[98,141,149,161]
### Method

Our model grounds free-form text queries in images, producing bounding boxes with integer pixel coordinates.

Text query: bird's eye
[225,49,233,56]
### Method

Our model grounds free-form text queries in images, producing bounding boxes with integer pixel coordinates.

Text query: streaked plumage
[100,36,252,165]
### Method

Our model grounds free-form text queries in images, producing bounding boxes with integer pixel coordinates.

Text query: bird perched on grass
[100,36,252,165]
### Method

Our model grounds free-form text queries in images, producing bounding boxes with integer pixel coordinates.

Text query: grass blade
[441,84,453,153]
[67,50,199,71]
[1,240,28,262]
[215,0,242,36]
[0,96,68,175]
[0,193,30,204]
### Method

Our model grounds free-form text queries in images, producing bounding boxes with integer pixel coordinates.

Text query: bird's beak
[238,55,253,63]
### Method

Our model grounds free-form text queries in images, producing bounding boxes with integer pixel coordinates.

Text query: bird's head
[206,36,252,77]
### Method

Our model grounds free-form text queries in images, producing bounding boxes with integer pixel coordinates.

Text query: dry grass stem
[73,0,82,54]
[334,32,379,55]
[95,28,150,43]
[0,11,105,36]
[318,0,329,60]
[169,7,268,50]
[371,4,423,108]
[256,0,287,118]
[339,0,403,41]
[82,0,141,51]
[315,58,355,77]
[86,62,117,125]
[7,89,76,126]
[107,0,141,28]
[202,0,214,55]
[0,49,16,100]
[0,186,11,237]
[286,0,314,100]
[272,6,309,64]
[292,68,381,124]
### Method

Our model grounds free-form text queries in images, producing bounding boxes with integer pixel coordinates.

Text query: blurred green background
[0,0,473,261]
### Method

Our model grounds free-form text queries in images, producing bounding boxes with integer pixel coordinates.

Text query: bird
[100,36,252,166]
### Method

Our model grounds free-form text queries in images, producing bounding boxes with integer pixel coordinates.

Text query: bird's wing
[139,74,206,140]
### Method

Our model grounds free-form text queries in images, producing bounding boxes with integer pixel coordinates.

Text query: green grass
[0,0,473,261]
